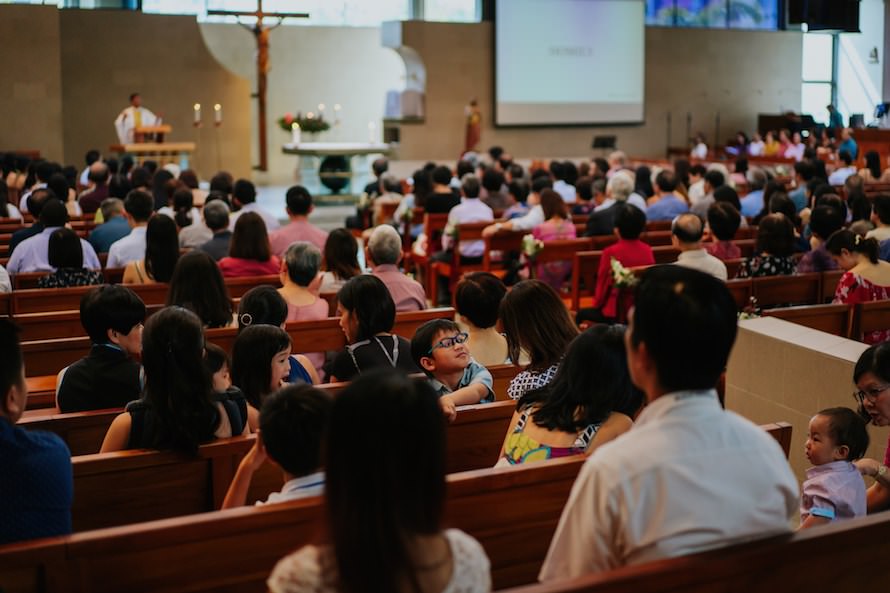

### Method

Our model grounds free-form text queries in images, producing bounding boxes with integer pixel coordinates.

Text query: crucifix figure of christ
[207,1,308,171]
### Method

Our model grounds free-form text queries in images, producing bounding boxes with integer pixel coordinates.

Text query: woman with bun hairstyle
[827,230,890,344]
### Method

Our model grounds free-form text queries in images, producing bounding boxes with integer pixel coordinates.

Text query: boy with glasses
[411,319,495,420]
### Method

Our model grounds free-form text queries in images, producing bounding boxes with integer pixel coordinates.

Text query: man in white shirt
[539,265,798,579]
[106,190,154,269]
[671,213,728,280]
[828,149,857,186]
[7,199,101,274]
[481,176,551,238]
[229,179,281,233]
[551,161,576,204]
[114,93,158,145]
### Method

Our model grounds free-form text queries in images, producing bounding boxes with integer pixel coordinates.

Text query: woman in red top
[218,212,281,277]
[578,204,654,325]
[827,230,890,344]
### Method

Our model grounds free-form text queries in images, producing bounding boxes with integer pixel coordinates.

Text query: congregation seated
[328,274,421,382]
[197,198,232,260]
[797,204,844,273]
[704,200,742,261]
[237,285,320,385]
[500,280,578,400]
[230,178,280,232]
[267,370,491,593]
[0,320,73,545]
[100,306,249,453]
[56,285,145,412]
[671,212,727,281]
[123,213,179,284]
[411,318,494,420]
[532,189,576,290]
[826,231,890,344]
[268,185,327,257]
[222,383,331,509]
[88,198,130,254]
[737,213,797,278]
[367,224,426,312]
[106,189,153,269]
[8,198,100,274]
[167,250,234,328]
[318,228,361,294]
[850,343,890,513]
[219,211,281,277]
[538,266,798,579]
[37,228,104,288]
[454,272,509,366]
[498,325,640,468]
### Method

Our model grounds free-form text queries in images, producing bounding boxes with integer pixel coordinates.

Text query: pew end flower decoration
[610,257,638,289]
[521,234,544,258]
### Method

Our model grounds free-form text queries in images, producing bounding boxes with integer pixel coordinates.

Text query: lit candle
[291,122,301,145]
[213,103,222,124]
[333,103,342,126]
[318,103,325,118]
[193,103,201,124]
[368,121,377,143]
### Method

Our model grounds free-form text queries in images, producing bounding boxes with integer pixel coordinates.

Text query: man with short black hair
[88,198,131,254]
[868,194,890,242]
[7,199,100,273]
[645,171,688,221]
[798,204,844,273]
[268,185,328,257]
[671,212,727,280]
[690,169,725,218]
[425,165,461,213]
[0,319,73,545]
[17,160,57,211]
[705,201,742,261]
[9,187,56,255]
[740,167,768,217]
[789,160,815,212]
[198,200,233,261]
[828,150,857,185]
[57,286,146,413]
[230,178,280,232]
[540,266,798,579]
[107,189,154,268]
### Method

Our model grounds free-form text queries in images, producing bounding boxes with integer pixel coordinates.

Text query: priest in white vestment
[114,93,158,144]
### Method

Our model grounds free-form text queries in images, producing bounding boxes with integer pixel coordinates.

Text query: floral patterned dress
[736,255,796,278]
[834,272,890,344]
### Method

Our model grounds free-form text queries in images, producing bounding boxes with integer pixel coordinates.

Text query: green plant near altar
[277,112,331,134]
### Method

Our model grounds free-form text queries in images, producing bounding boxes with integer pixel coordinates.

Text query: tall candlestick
[291,122,301,145]
[368,121,376,143]
[193,103,202,125]
[214,103,222,125]
[318,103,325,118]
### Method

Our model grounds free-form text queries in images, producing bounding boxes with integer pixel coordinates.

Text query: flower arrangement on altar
[277,112,331,134]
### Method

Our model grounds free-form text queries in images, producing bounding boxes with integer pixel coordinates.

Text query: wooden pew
[15,305,164,342]
[570,251,600,311]
[851,299,890,342]
[429,221,490,304]
[0,422,792,593]
[529,238,593,288]
[751,272,821,308]
[763,303,852,337]
[821,268,844,303]
[10,284,169,315]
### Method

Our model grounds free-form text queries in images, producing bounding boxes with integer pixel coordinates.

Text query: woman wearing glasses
[852,343,890,513]
[328,275,421,382]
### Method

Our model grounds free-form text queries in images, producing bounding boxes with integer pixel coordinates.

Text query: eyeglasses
[853,384,890,405]
[428,332,469,355]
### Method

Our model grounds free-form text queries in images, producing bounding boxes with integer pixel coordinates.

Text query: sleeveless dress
[834,272,890,344]
[498,409,601,466]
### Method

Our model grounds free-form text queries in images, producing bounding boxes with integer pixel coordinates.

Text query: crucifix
[208,1,308,171]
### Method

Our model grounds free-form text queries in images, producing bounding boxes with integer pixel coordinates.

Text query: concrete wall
[58,10,252,180]
[199,24,405,185]
[726,317,889,486]
[0,5,64,160]
[390,21,804,161]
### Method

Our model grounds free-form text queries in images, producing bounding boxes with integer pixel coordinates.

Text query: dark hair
[231,324,291,409]
[124,189,154,222]
[48,228,83,269]
[707,202,741,242]
[815,193,848,223]
[372,158,389,177]
[549,160,565,181]
[826,229,880,264]
[713,185,741,211]
[39,198,68,227]
[654,170,678,193]
[141,307,218,454]
[204,342,229,376]
[756,213,795,257]
[80,285,146,344]
[508,179,530,204]
[671,213,704,243]
[0,319,24,417]
[285,185,313,215]
[28,188,56,218]
[540,188,568,220]
[151,169,174,211]
[520,325,643,431]
[704,169,725,189]
[532,175,553,194]
[129,167,151,190]
[456,159,475,180]
[238,285,288,329]
[229,212,272,262]
[631,265,737,392]
[794,160,816,182]
[817,407,869,461]
[172,188,194,228]
[614,204,646,239]
[108,174,132,199]
[809,205,845,241]
[167,251,233,328]
[865,151,882,180]
[411,169,432,209]
[178,169,199,189]
[210,172,234,196]
[431,165,452,186]
[0,178,9,218]
[144,214,180,283]
[143,160,158,175]
[260,384,332,477]
[233,179,257,205]
[838,149,853,166]
[338,275,396,342]
[854,343,890,418]
[325,370,445,593]
[47,173,70,207]
[634,166,654,198]
[575,176,593,202]
[873,194,890,225]
[410,319,461,372]
[592,157,609,177]
[500,280,578,372]
[455,272,507,329]
[562,161,578,185]
[323,229,360,282]
[848,190,872,223]
[482,168,504,192]
[690,163,707,177]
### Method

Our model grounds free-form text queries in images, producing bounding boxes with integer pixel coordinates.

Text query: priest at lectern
[114,92,158,144]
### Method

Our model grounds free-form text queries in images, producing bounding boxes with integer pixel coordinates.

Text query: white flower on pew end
[521,234,544,258]
[610,257,638,289]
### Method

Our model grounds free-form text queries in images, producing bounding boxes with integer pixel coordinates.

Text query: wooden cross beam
[208,0,308,171]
